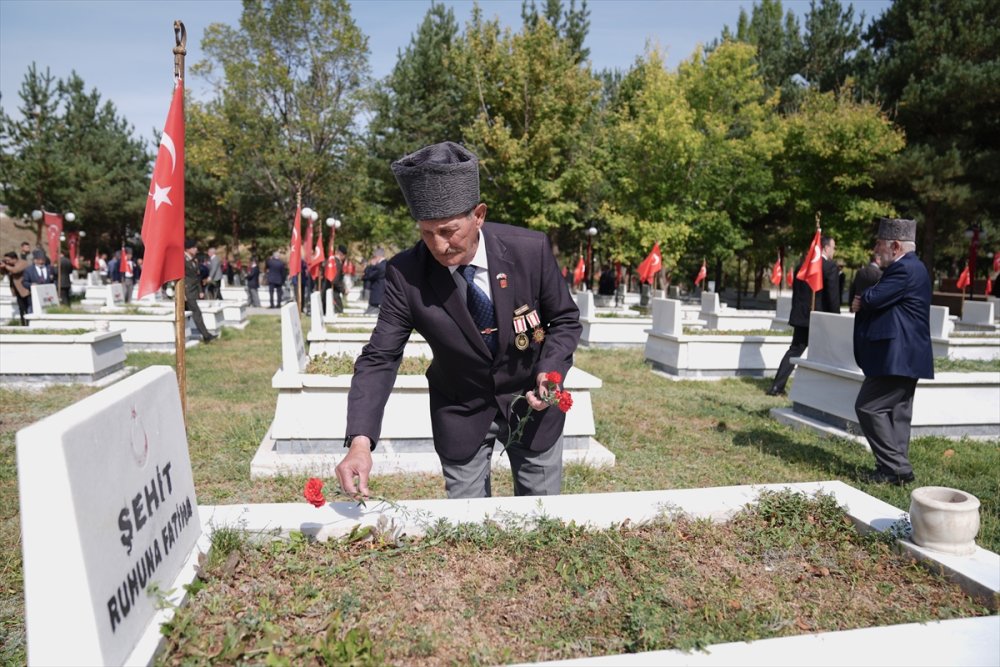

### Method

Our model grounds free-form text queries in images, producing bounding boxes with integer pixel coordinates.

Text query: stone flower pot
[909,486,981,556]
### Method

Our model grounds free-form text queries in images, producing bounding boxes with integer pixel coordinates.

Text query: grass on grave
[156,490,990,666]
[1,315,998,665]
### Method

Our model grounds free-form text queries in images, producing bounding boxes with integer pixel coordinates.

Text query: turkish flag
[309,222,325,280]
[289,205,302,277]
[43,211,63,262]
[694,261,707,286]
[986,277,993,295]
[770,257,782,286]
[636,243,662,285]
[138,79,185,299]
[572,255,585,285]
[304,218,314,266]
[956,264,971,290]
[795,229,824,293]
[786,268,793,287]
[67,231,80,269]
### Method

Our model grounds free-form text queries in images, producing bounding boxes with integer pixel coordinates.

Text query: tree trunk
[921,201,937,282]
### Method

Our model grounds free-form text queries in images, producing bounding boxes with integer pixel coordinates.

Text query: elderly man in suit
[21,249,55,313]
[851,218,933,485]
[767,235,841,396]
[336,141,582,499]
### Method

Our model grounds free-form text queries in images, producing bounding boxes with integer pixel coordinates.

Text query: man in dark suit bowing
[851,218,933,485]
[336,141,581,499]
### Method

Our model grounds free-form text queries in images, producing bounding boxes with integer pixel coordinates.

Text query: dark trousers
[15,294,29,324]
[268,283,282,308]
[770,325,810,393]
[855,375,918,476]
[59,287,70,306]
[187,295,212,340]
[438,412,564,499]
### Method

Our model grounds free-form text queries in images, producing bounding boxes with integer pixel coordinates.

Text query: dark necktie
[460,264,497,355]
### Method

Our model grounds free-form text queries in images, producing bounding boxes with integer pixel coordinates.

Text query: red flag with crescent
[43,211,63,262]
[770,257,782,285]
[67,231,80,269]
[795,229,824,292]
[309,221,325,280]
[572,255,585,285]
[694,261,707,286]
[636,243,662,285]
[289,205,302,277]
[138,78,185,299]
[956,264,971,290]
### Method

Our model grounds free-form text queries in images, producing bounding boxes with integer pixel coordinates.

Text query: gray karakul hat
[877,217,917,242]
[390,141,480,221]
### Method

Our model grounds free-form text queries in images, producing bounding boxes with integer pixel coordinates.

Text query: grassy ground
[1,314,997,664]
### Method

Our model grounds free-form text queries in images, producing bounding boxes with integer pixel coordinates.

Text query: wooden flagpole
[297,190,303,314]
[811,212,821,312]
[173,20,188,417]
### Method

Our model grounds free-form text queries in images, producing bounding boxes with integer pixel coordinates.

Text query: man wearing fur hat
[850,218,932,485]
[336,141,581,499]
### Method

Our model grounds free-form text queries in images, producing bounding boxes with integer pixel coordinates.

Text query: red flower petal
[546,371,563,385]
[304,477,326,508]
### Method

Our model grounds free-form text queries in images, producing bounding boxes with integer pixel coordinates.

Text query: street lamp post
[326,216,342,312]
[585,226,598,292]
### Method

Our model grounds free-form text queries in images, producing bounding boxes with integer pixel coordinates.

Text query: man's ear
[472,203,487,225]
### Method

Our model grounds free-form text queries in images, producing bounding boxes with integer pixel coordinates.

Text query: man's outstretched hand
[335,436,373,498]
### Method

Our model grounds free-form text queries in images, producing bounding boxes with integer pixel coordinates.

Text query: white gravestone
[107,282,126,308]
[280,301,308,373]
[87,272,103,286]
[962,301,995,326]
[30,283,58,311]
[324,289,339,323]
[575,291,595,319]
[310,291,325,336]
[17,366,202,666]
[929,305,953,340]
[701,291,720,315]
[651,297,682,337]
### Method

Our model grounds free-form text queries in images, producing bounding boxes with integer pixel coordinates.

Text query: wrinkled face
[418,204,486,268]
[874,239,897,268]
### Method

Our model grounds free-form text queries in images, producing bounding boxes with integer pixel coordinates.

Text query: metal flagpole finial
[173,21,187,80]
[814,211,822,230]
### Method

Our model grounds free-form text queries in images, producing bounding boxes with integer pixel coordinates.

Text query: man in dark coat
[851,218,933,485]
[22,249,55,313]
[245,256,261,307]
[849,253,882,304]
[363,248,387,315]
[767,235,841,396]
[265,251,286,308]
[336,141,582,499]
[1,252,30,324]
[184,238,215,342]
[57,252,73,305]
[332,244,347,313]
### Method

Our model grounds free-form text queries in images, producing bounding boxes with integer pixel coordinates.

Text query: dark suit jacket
[853,252,934,379]
[22,263,55,291]
[364,260,387,306]
[184,255,202,300]
[246,264,261,289]
[788,256,841,328]
[265,257,286,286]
[58,256,73,289]
[347,222,582,460]
[849,262,882,303]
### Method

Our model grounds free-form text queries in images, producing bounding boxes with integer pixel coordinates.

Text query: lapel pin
[496,273,508,289]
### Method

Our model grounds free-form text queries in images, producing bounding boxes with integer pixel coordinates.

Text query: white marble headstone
[87,272,103,286]
[962,301,995,326]
[576,291,595,319]
[775,294,792,323]
[30,283,58,311]
[310,291,324,336]
[107,282,126,307]
[700,291,720,314]
[324,289,339,323]
[280,301,308,373]
[929,305,952,339]
[806,312,860,371]
[17,366,201,666]
[651,298,682,337]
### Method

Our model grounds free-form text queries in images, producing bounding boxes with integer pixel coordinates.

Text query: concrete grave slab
[17,366,204,666]
[107,282,126,307]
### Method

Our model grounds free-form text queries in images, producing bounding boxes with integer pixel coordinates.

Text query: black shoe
[864,469,916,486]
[202,334,217,343]
[765,388,785,397]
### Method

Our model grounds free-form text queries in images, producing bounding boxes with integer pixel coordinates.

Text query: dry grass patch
[157,491,989,666]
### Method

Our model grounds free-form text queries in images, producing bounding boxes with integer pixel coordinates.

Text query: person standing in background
[850,253,883,304]
[851,218,932,485]
[245,256,261,307]
[265,251,286,308]
[1,251,30,324]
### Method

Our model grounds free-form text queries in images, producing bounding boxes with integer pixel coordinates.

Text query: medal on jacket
[513,307,529,350]
[496,272,508,289]
[526,309,545,343]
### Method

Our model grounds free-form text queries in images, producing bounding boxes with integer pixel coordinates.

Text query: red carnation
[555,390,573,413]
[545,371,562,385]
[304,477,326,508]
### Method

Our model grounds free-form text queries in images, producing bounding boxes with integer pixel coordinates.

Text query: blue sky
[0,0,891,144]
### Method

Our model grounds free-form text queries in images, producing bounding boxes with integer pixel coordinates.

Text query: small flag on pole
[137,78,185,299]
[694,260,707,286]
[636,243,662,285]
[795,229,824,293]
[572,256,585,286]
[770,257,782,286]
[289,205,302,277]
[956,264,971,290]
[43,211,63,263]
